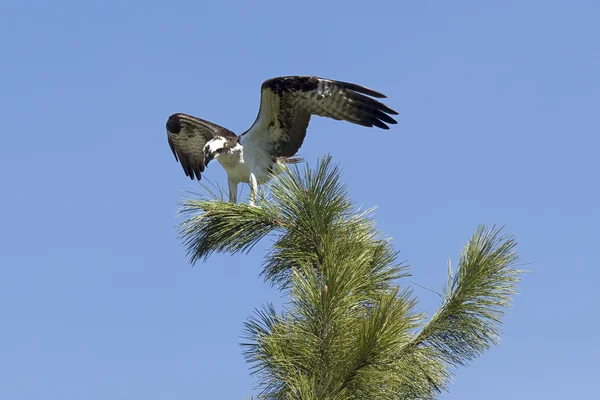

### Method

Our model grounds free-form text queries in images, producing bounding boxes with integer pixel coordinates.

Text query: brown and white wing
[241,76,399,158]
[166,113,236,180]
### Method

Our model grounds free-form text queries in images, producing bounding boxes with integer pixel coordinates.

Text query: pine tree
[178,156,522,399]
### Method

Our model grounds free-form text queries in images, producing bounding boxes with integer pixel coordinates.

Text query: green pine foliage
[178,156,522,399]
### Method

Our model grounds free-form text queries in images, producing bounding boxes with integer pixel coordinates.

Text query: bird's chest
[218,148,251,183]
[234,135,279,183]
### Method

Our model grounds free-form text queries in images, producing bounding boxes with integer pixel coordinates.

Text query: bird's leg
[248,172,258,206]
[227,179,238,203]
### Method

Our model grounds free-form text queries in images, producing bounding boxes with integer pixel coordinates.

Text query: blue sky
[1,0,598,398]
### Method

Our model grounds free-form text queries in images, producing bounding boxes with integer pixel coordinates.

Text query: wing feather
[166,113,236,180]
[241,76,398,158]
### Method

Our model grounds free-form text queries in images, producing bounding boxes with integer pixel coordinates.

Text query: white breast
[240,125,278,180]
[217,145,251,183]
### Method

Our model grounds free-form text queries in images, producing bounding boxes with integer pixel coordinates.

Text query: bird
[166,76,398,206]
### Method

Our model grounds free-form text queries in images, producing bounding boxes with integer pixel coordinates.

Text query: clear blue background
[1,1,598,398]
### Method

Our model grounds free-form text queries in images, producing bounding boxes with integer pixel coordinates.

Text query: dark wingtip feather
[370,118,390,129]
[337,81,387,98]
[376,104,399,116]
[375,110,398,125]
[356,111,397,130]
[343,91,399,129]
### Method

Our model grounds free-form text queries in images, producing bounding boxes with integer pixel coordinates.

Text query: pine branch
[178,199,285,264]
[402,225,522,367]
[176,157,524,399]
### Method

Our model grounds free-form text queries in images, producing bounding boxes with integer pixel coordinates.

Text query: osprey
[166,76,398,205]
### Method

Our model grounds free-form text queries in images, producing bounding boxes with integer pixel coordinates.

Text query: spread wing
[166,113,236,180]
[240,76,399,158]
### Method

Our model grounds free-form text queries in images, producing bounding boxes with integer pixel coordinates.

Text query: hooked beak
[204,151,214,167]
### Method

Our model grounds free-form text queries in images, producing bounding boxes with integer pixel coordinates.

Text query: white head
[203,137,230,166]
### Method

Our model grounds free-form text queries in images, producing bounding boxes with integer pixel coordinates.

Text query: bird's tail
[270,156,304,176]
[277,156,304,164]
